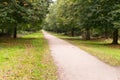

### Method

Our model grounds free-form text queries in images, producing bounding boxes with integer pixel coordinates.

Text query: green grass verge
[0,32,57,80]
[50,32,120,66]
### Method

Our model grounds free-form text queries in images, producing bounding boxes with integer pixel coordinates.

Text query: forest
[0,0,120,80]
[44,0,120,44]
[0,0,50,38]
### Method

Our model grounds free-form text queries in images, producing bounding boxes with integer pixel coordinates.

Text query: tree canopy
[44,0,120,44]
[0,0,50,38]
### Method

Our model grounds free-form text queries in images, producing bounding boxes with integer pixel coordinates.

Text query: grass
[0,32,57,80]
[50,32,120,66]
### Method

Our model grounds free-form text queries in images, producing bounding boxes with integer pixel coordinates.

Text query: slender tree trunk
[71,29,74,37]
[13,26,17,38]
[112,29,118,44]
[85,28,90,40]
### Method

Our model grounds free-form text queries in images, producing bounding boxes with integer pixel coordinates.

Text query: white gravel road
[43,31,120,80]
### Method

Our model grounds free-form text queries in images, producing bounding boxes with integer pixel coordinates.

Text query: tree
[0,0,50,38]
[92,0,120,44]
[44,0,120,44]
[110,4,120,44]
[44,0,81,36]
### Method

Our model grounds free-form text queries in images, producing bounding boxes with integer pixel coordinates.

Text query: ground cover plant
[0,32,57,80]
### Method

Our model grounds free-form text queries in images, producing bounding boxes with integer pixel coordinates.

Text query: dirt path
[43,31,120,80]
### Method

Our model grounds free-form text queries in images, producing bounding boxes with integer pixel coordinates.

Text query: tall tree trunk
[71,29,74,37]
[112,29,118,44]
[85,28,90,40]
[13,26,17,38]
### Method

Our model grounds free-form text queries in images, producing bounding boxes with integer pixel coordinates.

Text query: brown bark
[71,29,74,37]
[112,29,118,44]
[13,26,17,38]
[85,28,90,40]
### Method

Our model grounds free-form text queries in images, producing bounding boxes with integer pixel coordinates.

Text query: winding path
[43,31,120,80]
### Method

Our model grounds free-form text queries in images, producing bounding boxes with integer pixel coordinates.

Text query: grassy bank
[50,32,120,66]
[0,32,57,80]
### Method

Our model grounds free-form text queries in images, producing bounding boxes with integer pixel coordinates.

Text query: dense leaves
[44,0,120,44]
[0,0,49,38]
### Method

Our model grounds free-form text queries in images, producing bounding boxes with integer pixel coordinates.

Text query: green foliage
[44,0,81,36]
[0,0,50,38]
[44,0,120,43]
